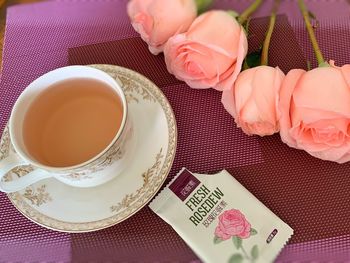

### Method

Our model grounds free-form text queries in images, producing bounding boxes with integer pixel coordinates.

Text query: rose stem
[298,0,326,66]
[238,0,263,24]
[240,246,250,260]
[261,0,280,66]
[195,0,213,14]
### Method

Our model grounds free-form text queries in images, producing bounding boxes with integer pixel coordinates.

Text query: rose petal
[148,45,162,55]
[291,106,350,126]
[222,89,236,118]
[222,68,257,119]
[214,28,248,91]
[309,118,349,135]
[239,99,261,124]
[235,68,257,114]
[189,41,236,59]
[273,67,285,121]
[128,0,196,54]
[131,21,152,42]
[340,63,350,88]
[148,0,196,46]
[312,128,345,147]
[279,69,305,147]
[127,0,153,18]
[308,143,350,163]
[165,38,234,88]
[305,118,348,147]
[251,66,282,125]
[134,13,154,36]
[293,67,350,117]
[185,78,217,89]
[185,44,233,79]
[185,52,213,78]
[336,152,350,163]
[165,38,207,82]
[208,48,235,78]
[186,11,241,58]
[290,123,330,152]
[242,122,277,136]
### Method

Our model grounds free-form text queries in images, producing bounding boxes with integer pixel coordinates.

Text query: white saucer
[0,65,177,232]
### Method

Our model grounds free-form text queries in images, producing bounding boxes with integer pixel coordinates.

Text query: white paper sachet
[149,168,293,263]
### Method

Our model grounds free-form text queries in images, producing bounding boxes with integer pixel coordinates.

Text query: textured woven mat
[0,0,350,262]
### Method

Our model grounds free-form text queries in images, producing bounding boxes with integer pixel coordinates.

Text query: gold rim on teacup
[0,65,133,193]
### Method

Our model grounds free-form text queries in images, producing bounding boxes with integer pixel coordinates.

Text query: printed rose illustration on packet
[215,209,251,240]
[214,209,259,262]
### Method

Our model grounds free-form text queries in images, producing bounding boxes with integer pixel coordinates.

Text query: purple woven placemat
[0,0,350,262]
[278,235,350,262]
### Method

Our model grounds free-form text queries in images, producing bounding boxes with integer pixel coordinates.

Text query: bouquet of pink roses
[128,0,350,164]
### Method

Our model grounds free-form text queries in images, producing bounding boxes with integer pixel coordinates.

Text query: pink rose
[222,66,285,136]
[279,61,350,163]
[164,10,248,91]
[127,0,197,55]
[215,209,251,240]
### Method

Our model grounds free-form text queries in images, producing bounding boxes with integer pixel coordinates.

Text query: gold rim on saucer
[0,65,177,232]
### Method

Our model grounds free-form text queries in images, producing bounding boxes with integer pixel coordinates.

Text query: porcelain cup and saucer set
[0,65,177,232]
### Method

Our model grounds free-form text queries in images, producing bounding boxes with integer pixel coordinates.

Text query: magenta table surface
[0,1,349,262]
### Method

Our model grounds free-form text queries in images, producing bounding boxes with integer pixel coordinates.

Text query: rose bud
[127,0,197,55]
[222,66,285,136]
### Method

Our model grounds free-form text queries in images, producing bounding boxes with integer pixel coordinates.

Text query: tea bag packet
[149,169,293,263]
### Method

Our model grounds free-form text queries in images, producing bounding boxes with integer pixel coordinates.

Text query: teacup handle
[0,153,53,193]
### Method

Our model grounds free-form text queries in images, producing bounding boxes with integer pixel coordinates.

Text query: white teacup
[0,66,133,193]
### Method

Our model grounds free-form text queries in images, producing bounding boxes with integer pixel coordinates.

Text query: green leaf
[308,11,317,20]
[250,228,258,236]
[307,61,312,71]
[245,49,262,69]
[319,61,330,68]
[232,236,242,249]
[195,0,213,14]
[213,236,223,245]
[251,245,259,260]
[227,10,240,18]
[243,60,250,70]
[228,253,244,263]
